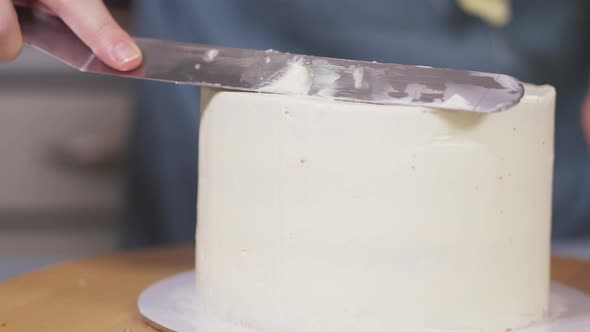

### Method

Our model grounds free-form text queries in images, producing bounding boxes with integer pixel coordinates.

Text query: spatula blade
[17,7,523,113]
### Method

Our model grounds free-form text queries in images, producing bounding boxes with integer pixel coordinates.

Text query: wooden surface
[0,246,589,332]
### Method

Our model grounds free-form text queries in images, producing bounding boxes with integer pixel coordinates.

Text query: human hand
[1,0,142,71]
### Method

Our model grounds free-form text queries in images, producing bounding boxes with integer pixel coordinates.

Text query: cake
[196,82,555,331]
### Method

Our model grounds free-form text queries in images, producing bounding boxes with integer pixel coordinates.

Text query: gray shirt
[125,0,590,247]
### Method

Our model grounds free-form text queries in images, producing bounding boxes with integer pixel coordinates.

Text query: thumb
[0,0,23,61]
[45,0,142,71]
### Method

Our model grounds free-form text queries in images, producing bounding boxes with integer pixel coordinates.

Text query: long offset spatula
[16,7,523,113]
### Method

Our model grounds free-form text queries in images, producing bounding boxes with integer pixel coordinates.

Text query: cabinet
[0,47,131,279]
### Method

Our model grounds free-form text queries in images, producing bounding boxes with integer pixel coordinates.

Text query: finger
[12,0,53,14]
[45,0,142,71]
[0,0,23,61]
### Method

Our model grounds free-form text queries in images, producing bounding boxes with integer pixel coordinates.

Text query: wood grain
[551,256,590,294]
[0,246,588,331]
[0,246,193,332]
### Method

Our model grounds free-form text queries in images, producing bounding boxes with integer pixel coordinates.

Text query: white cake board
[138,271,590,332]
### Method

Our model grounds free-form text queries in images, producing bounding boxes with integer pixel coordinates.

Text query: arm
[0,0,142,71]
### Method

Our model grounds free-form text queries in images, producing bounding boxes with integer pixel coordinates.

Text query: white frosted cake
[196,83,555,332]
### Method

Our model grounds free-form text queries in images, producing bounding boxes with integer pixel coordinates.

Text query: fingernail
[113,41,141,64]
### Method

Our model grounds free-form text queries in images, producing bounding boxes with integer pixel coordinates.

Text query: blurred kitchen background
[0,1,132,280]
[1,1,590,282]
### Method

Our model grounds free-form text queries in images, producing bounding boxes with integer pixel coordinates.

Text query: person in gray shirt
[127,0,590,247]
[1,0,589,247]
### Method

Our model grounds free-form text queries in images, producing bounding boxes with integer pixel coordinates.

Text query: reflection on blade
[17,7,523,113]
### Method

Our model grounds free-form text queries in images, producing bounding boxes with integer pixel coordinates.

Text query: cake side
[196,84,555,332]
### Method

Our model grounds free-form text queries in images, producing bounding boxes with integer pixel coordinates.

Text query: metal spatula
[16,7,524,113]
